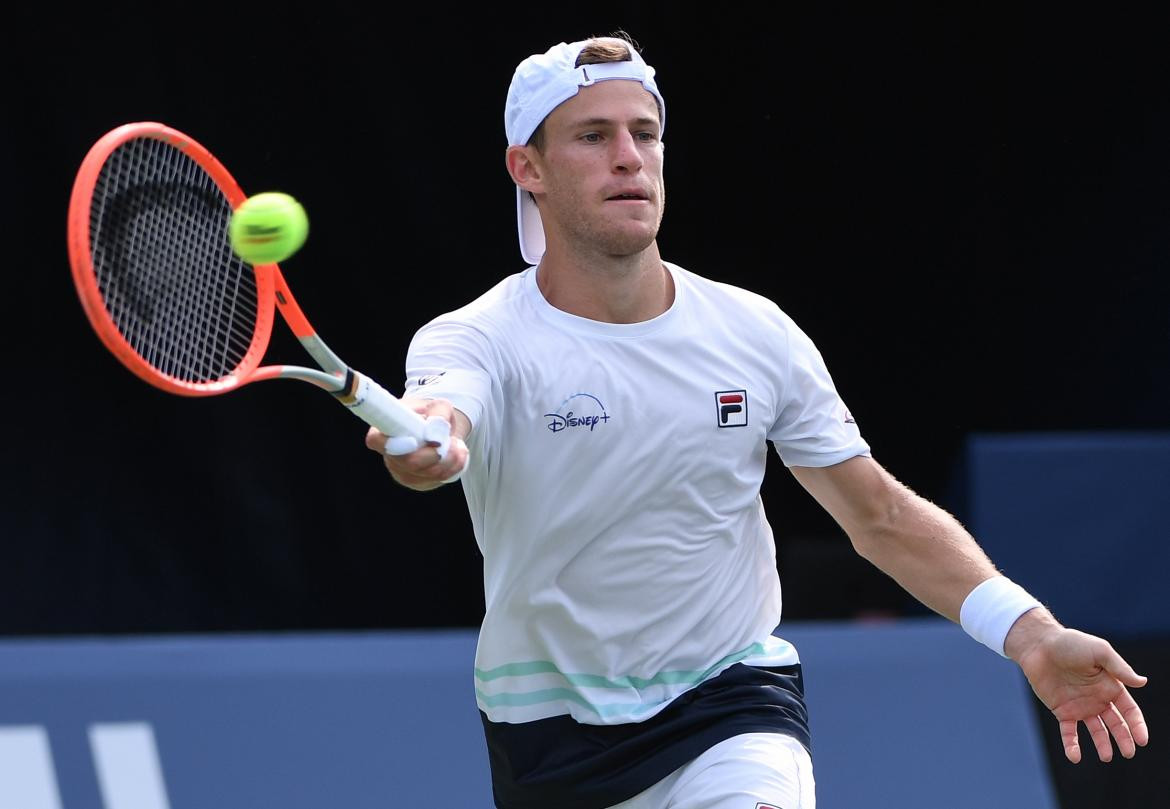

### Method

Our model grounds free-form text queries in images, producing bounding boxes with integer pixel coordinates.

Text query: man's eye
[582,133,602,143]
[637,132,657,142]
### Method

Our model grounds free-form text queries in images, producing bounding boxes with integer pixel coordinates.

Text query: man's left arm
[790,455,1150,763]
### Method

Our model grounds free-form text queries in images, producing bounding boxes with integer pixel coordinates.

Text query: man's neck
[535,243,674,324]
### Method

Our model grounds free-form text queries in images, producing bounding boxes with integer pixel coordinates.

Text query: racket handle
[346,372,466,481]
[344,373,428,441]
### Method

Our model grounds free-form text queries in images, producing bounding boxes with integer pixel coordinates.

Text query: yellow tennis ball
[229,192,309,264]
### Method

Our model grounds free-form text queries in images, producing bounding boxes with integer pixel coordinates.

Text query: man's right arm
[364,397,471,491]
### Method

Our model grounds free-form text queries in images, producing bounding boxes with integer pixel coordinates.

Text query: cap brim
[516,186,545,266]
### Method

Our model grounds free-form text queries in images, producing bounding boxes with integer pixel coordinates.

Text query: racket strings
[90,137,259,383]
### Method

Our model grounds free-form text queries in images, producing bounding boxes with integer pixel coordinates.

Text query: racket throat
[297,334,347,375]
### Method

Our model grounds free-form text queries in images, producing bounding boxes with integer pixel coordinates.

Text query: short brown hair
[527,33,640,152]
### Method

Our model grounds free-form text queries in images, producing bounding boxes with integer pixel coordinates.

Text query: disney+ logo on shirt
[545,393,611,433]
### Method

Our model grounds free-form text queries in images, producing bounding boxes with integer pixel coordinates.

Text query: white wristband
[959,576,1042,657]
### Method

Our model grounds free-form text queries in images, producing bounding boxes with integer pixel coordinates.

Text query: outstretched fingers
[1061,688,1149,763]
[1060,719,1082,764]
[1085,714,1114,763]
[1101,703,1137,760]
[1097,652,1150,758]
[1115,686,1150,751]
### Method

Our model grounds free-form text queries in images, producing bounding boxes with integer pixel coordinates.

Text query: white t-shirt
[403,262,869,726]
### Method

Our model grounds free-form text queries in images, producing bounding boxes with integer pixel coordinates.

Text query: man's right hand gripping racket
[67,122,458,467]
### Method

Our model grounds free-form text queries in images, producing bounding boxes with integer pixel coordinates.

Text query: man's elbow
[843,483,916,561]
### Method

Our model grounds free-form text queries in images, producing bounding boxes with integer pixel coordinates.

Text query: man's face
[530,80,665,259]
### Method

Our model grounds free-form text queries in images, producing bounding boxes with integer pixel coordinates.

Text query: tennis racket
[66,121,450,454]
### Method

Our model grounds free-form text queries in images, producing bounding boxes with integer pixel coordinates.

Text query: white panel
[0,725,63,809]
[88,723,172,809]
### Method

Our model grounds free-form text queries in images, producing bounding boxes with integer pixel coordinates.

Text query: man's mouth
[606,192,649,201]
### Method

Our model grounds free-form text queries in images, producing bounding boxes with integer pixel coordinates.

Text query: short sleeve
[403,318,495,430]
[768,318,870,468]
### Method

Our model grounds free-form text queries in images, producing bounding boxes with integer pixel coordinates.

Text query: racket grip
[344,373,428,441]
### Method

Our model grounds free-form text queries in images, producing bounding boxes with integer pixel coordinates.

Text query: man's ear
[506,145,544,195]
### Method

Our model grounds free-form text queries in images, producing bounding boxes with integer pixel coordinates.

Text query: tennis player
[365,34,1149,809]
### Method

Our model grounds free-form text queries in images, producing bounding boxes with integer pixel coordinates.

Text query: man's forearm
[846,483,1000,623]
[792,457,1019,624]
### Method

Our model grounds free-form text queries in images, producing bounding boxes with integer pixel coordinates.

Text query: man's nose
[611,130,644,172]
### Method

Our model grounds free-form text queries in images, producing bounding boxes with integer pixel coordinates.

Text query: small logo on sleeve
[715,389,748,427]
[415,372,446,387]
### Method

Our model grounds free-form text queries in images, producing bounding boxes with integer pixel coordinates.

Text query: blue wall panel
[963,432,1170,636]
[0,622,1055,809]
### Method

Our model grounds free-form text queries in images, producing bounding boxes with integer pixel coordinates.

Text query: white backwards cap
[504,39,666,265]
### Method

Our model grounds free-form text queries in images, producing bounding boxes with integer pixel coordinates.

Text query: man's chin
[597,226,660,258]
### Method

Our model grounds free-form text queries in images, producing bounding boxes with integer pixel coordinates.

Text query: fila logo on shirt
[545,393,612,433]
[755,804,781,809]
[715,389,748,427]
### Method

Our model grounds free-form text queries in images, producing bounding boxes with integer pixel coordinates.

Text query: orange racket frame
[67,122,434,445]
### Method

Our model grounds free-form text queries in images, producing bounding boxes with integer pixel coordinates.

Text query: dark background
[2,6,1167,804]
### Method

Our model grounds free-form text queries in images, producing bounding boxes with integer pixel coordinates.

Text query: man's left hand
[1007,609,1149,763]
